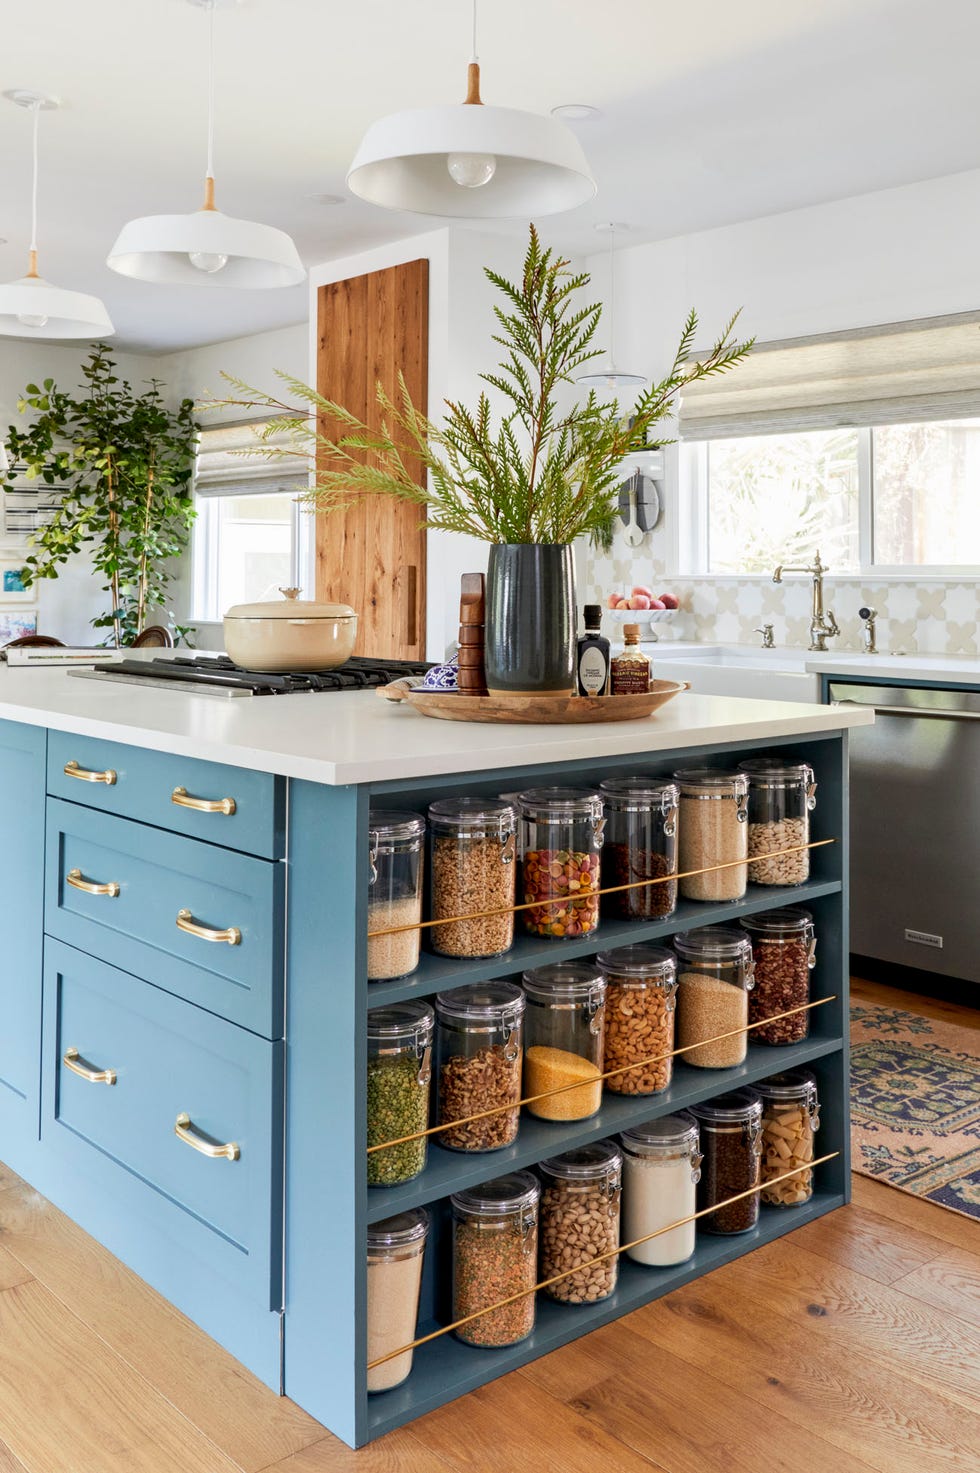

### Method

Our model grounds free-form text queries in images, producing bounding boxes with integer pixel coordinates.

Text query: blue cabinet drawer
[42,940,282,1311]
[45,799,284,1039]
[47,730,284,859]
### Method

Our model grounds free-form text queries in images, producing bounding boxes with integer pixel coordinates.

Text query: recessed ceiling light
[551,103,601,122]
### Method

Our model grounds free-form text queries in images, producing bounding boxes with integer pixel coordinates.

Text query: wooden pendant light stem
[464,61,483,105]
[26,248,39,279]
[202,175,217,211]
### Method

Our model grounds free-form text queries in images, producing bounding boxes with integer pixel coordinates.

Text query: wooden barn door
[315,260,428,661]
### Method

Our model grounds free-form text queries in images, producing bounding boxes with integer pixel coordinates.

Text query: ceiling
[3,0,980,353]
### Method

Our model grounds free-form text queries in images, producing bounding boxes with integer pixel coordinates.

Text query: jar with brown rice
[673,769,748,901]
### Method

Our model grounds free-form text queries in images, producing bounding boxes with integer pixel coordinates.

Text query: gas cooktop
[70,653,432,698]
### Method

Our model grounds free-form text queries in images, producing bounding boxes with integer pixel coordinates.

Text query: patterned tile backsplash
[582,544,979,656]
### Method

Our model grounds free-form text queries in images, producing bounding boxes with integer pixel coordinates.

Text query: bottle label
[578,647,609,696]
[611,657,651,695]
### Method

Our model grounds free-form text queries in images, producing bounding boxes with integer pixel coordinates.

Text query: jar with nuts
[620,1114,701,1267]
[366,1002,433,1187]
[539,1141,622,1304]
[596,944,677,1095]
[757,1069,820,1206]
[428,797,517,959]
[738,756,817,887]
[599,776,679,921]
[522,963,606,1121]
[434,983,525,1152]
[673,927,755,1068]
[690,1089,763,1235]
[451,1172,540,1347]
[741,908,817,1045]
[517,787,604,939]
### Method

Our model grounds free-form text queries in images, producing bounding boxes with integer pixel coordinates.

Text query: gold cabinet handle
[176,908,241,946]
[64,759,117,786]
[172,786,236,816]
[66,867,120,899]
[63,1046,117,1086]
[174,1112,240,1161]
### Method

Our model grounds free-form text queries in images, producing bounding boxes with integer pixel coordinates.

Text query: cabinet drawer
[43,940,282,1310]
[47,731,284,859]
[46,799,283,1038]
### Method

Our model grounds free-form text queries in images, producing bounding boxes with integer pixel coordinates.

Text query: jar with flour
[620,1114,701,1266]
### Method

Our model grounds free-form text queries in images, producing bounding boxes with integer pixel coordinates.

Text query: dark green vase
[485,543,576,695]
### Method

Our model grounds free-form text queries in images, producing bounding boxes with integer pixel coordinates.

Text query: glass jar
[600,777,679,921]
[539,1142,622,1303]
[738,757,818,886]
[366,1002,433,1187]
[366,1208,429,1392]
[690,1088,763,1235]
[434,982,524,1152]
[741,908,817,1045]
[522,963,605,1121]
[620,1114,701,1266]
[673,927,755,1068]
[596,944,677,1096]
[518,787,604,939]
[758,1070,820,1207]
[428,798,517,959]
[367,810,425,980]
[673,769,748,902]
[451,1172,540,1347]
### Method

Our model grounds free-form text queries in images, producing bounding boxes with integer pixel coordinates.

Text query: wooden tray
[377,680,689,724]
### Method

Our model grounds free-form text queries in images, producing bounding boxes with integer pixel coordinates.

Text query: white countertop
[0,662,872,785]
[647,640,980,686]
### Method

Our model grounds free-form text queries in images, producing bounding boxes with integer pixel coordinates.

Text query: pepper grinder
[457,572,488,695]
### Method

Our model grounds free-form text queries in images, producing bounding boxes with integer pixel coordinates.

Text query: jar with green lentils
[367,1002,434,1187]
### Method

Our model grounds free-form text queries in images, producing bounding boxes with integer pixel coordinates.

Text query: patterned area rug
[850,1002,980,1220]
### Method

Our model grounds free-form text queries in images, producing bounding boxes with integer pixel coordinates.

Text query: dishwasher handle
[833,698,980,723]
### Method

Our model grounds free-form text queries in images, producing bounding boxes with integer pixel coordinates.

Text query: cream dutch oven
[223,587,358,672]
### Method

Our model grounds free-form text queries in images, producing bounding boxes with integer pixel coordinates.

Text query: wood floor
[0,977,976,1473]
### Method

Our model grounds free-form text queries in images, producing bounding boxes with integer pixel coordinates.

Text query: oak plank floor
[0,975,973,1472]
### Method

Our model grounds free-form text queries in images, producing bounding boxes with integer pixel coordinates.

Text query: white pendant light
[107,0,304,289]
[347,0,596,219]
[577,223,647,390]
[0,91,114,340]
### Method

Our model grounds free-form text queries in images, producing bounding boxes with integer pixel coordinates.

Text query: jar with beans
[596,944,677,1096]
[620,1114,701,1267]
[434,983,525,1152]
[690,1089,763,1235]
[599,777,679,921]
[451,1172,540,1347]
[367,1209,429,1392]
[539,1142,622,1304]
[522,963,606,1121]
[757,1070,820,1207]
[673,927,755,1068]
[367,810,425,981]
[367,1002,433,1186]
[673,769,749,901]
[517,787,604,939]
[738,757,817,886]
[428,798,517,959]
[741,908,817,1045]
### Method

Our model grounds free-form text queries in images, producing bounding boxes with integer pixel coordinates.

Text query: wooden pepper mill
[457,572,488,695]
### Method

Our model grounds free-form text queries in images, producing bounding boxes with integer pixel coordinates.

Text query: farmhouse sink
[651,645,821,701]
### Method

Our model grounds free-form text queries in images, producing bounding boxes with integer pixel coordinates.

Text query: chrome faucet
[858,605,878,654]
[771,549,840,652]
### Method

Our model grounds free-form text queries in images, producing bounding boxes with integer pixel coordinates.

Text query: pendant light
[577,224,647,390]
[347,0,596,219]
[107,0,304,289]
[0,91,114,340]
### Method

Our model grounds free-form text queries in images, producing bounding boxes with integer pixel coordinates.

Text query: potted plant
[215,225,751,692]
[2,345,198,646]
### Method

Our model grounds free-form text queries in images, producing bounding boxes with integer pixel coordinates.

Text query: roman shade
[679,310,980,440]
[194,418,309,499]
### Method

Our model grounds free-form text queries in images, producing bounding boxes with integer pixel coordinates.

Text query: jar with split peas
[741,908,817,1045]
[599,777,679,921]
[522,963,606,1121]
[738,756,818,886]
[690,1089,763,1235]
[596,944,677,1096]
[451,1173,540,1347]
[757,1070,820,1207]
[518,787,604,939]
[366,1002,433,1187]
[539,1142,622,1304]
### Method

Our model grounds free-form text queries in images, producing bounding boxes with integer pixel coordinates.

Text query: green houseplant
[215,225,752,691]
[2,345,198,646]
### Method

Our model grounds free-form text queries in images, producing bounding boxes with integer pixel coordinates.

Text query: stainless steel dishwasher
[829,680,979,985]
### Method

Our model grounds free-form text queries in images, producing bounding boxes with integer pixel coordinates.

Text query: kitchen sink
[651,645,821,702]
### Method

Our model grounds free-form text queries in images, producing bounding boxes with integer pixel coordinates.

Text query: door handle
[834,699,980,723]
[176,909,241,945]
[66,868,120,898]
[405,564,418,647]
[174,1112,240,1161]
[64,759,117,785]
[63,1047,117,1086]
[172,786,237,816]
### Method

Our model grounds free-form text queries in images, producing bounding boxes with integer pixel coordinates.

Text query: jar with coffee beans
[690,1089,763,1235]
[741,908,817,1045]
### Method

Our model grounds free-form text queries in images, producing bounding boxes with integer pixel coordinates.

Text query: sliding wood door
[315,260,428,661]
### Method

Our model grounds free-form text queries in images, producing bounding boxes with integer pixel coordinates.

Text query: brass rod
[367,1151,840,1369]
[367,838,836,937]
[367,995,835,1152]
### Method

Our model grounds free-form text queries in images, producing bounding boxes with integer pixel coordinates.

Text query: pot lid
[224,587,357,621]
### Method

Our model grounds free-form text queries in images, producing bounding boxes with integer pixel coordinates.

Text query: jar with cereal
[599,777,679,921]
[517,787,604,939]
[451,1172,540,1347]
[673,927,755,1068]
[522,963,606,1121]
[539,1142,622,1304]
[428,798,517,959]
[673,769,748,902]
[737,757,817,886]
[757,1070,820,1206]
[690,1088,763,1235]
[366,1002,433,1187]
[596,944,677,1096]
[367,810,425,981]
[740,908,817,1045]
[434,983,524,1152]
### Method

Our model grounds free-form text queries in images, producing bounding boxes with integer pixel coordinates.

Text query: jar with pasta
[673,769,748,901]
[738,756,817,886]
[451,1173,540,1347]
[599,776,678,921]
[428,798,517,958]
[690,1089,763,1235]
[673,927,755,1068]
[367,810,425,981]
[596,944,677,1096]
[741,908,816,1045]
[434,983,524,1152]
[539,1142,622,1304]
[757,1070,820,1206]
[517,787,604,939]
[522,963,605,1121]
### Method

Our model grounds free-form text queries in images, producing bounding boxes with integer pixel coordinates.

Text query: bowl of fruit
[605,586,680,641]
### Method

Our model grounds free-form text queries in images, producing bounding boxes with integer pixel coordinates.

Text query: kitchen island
[0,664,872,1448]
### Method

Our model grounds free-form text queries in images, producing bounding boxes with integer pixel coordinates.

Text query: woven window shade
[195,418,309,498]
[679,311,980,440]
